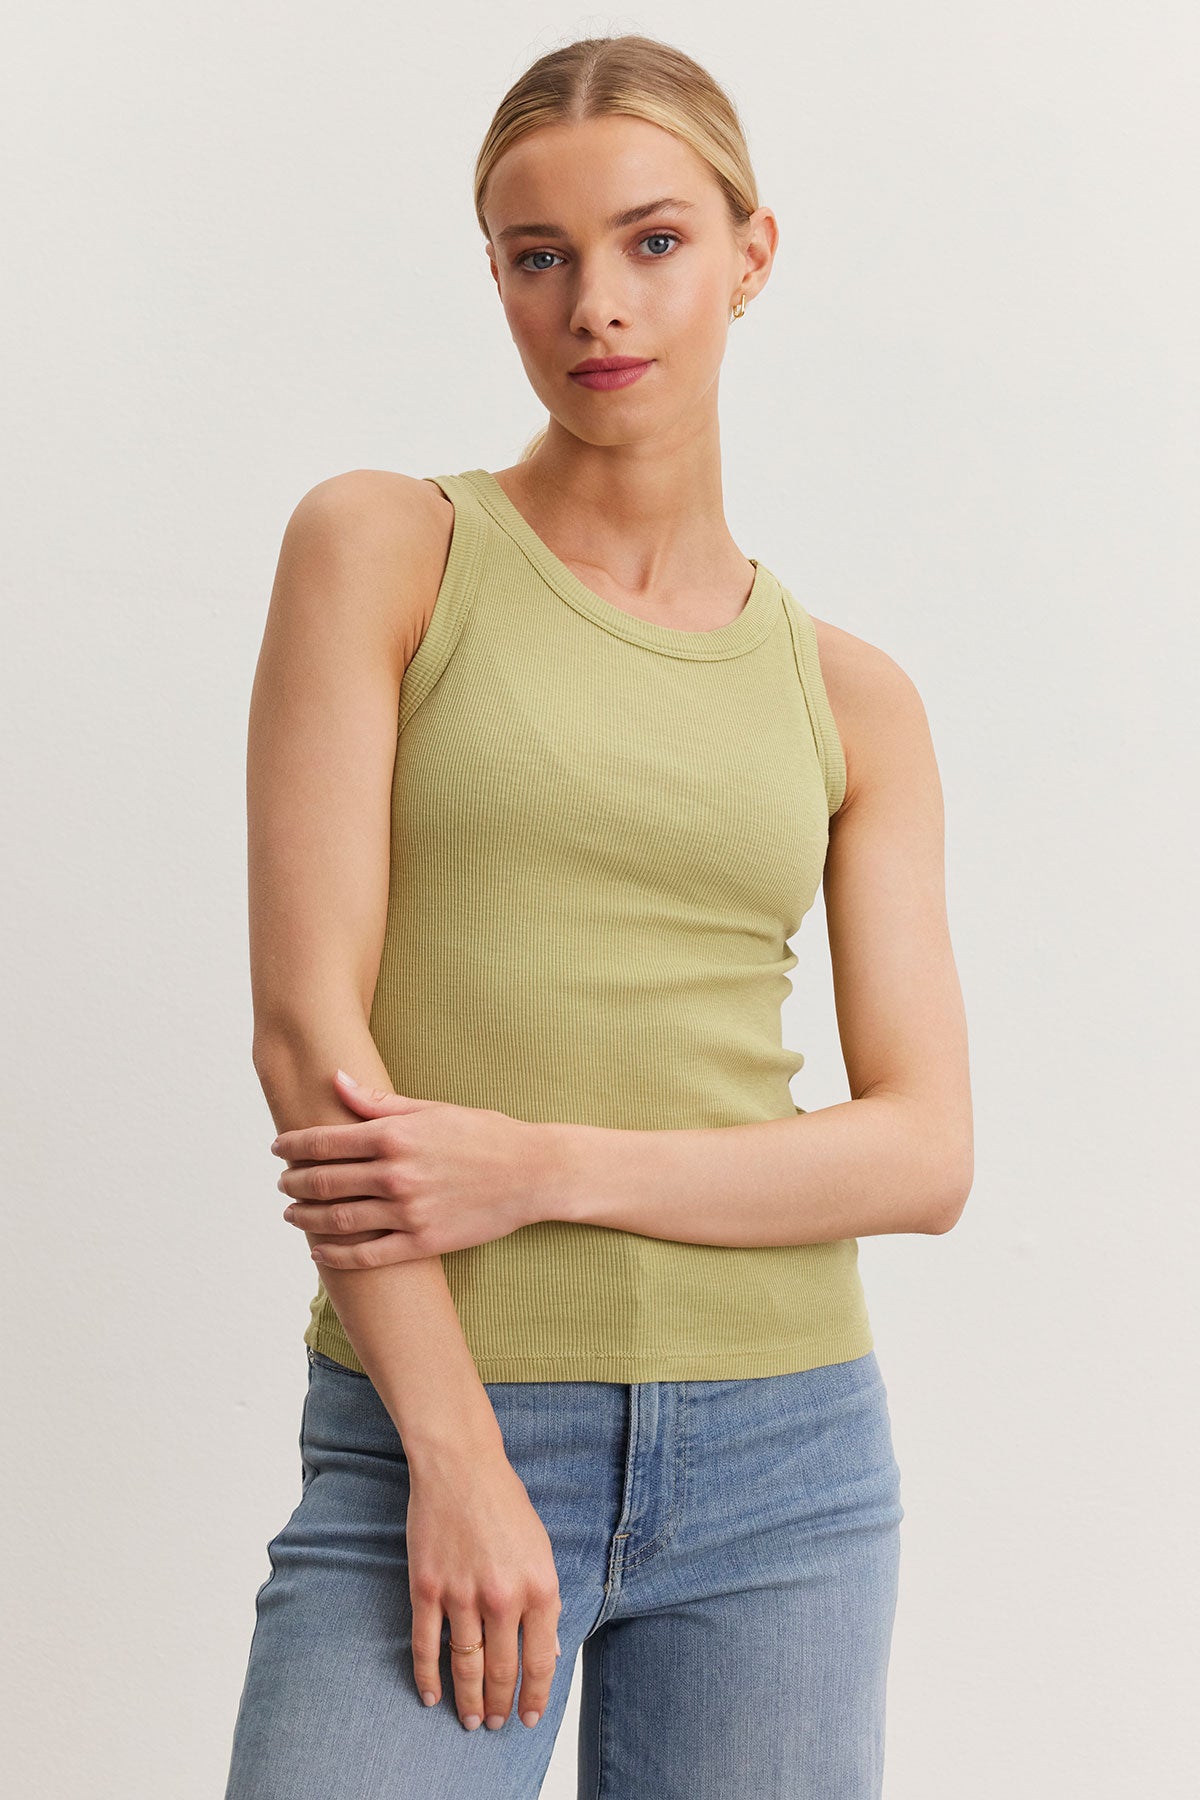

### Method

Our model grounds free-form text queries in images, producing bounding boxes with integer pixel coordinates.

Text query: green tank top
[304,467,874,1382]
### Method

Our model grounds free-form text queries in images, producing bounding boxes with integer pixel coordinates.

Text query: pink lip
[568,360,653,391]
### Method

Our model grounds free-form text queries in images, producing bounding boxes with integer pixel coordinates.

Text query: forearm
[550,1093,971,1244]
[253,1020,506,1468]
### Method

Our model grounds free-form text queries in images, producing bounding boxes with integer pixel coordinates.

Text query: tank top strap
[780,587,848,817]
[399,473,490,734]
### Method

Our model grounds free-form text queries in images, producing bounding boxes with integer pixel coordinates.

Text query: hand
[407,1451,564,1732]
[272,1069,562,1269]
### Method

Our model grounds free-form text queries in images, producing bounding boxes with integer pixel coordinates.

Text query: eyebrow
[494,196,696,244]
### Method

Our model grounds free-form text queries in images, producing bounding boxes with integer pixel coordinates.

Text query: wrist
[392,1391,508,1474]
[528,1119,589,1225]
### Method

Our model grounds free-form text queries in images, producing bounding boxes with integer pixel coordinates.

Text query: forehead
[484,115,718,234]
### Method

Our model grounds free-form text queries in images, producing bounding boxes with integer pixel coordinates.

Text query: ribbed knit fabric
[304,468,873,1382]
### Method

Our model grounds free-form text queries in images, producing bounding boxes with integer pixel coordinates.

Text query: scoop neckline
[458,467,780,661]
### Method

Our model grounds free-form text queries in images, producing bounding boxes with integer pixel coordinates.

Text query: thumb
[333,1068,424,1115]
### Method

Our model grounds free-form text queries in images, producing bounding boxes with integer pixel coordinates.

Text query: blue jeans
[224,1345,904,1798]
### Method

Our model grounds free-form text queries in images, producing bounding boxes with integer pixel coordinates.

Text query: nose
[567,261,632,340]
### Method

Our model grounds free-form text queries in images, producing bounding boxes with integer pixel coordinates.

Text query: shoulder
[283,466,451,564]
[276,468,455,669]
[808,613,940,813]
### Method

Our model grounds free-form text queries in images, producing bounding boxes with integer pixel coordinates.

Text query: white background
[3,3,1196,1795]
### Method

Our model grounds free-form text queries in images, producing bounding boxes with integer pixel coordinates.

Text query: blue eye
[516,249,564,273]
[515,231,682,273]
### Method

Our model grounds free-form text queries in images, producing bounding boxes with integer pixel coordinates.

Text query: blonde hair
[473,35,761,462]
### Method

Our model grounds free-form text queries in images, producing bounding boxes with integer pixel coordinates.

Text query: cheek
[649,262,727,328]
[649,282,729,374]
[504,291,565,368]
[503,279,537,322]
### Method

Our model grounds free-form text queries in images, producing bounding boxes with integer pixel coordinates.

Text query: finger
[447,1610,488,1731]
[411,1595,445,1709]
[516,1595,564,1729]
[282,1197,394,1232]
[307,1229,415,1270]
[278,1163,388,1202]
[479,1599,523,1730]
[270,1120,394,1163]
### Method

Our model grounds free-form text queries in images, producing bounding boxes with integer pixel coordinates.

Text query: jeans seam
[593,1616,609,1800]
[624,1383,690,1571]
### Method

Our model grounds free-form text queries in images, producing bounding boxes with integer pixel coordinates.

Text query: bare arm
[247,469,504,1465]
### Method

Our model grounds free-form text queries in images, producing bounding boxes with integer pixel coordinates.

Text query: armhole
[781,589,848,818]
[397,473,485,735]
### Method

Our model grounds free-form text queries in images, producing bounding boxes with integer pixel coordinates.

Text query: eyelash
[514,231,683,273]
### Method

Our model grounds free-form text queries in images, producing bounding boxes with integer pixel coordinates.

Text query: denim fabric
[223,1345,904,1798]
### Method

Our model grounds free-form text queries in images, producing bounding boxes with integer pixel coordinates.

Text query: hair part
[473,35,761,461]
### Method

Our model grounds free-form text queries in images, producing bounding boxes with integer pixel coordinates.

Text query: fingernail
[311,1249,326,1263]
[555,1633,562,1655]
[521,1709,541,1727]
[421,1690,436,1706]
[462,1714,481,1731]
[485,1713,504,1729]
[336,1068,358,1086]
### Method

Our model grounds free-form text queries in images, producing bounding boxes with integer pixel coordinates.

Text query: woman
[225,32,972,1800]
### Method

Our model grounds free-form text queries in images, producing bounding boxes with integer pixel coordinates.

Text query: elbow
[914,1099,973,1234]
[251,1007,358,1081]
[926,1147,974,1235]
[252,1030,290,1084]
[866,1088,973,1237]
[251,1025,312,1096]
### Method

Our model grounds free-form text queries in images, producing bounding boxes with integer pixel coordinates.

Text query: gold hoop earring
[732,292,747,320]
